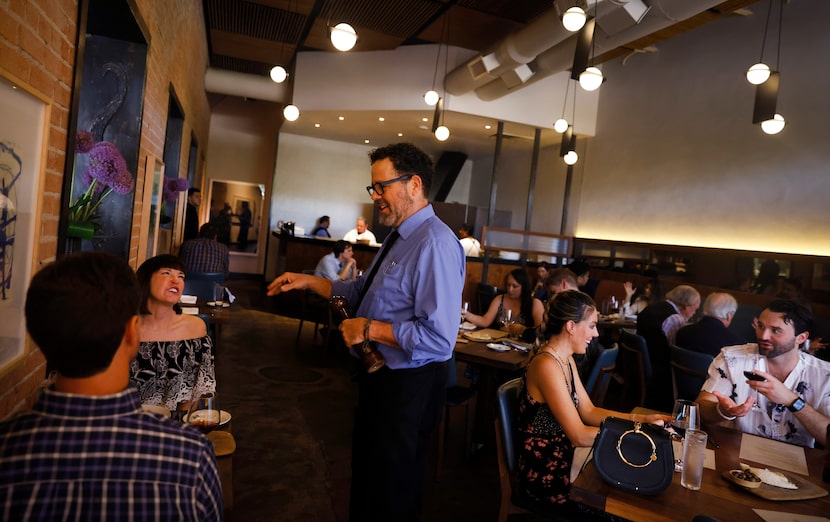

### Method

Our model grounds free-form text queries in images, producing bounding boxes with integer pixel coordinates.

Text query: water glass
[681,429,708,490]
[671,399,700,471]
[213,283,225,307]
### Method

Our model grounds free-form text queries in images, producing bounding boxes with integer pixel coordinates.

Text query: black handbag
[590,416,674,495]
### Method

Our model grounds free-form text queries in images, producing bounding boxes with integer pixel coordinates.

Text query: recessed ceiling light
[421,117,428,122]
[338,116,345,121]
[378,117,385,122]
[484,124,491,130]
[364,139,370,144]
[314,123,321,128]
[397,132,403,137]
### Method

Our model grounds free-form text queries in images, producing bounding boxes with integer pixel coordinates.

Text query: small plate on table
[182,409,233,426]
[486,343,510,352]
[179,294,198,305]
[206,301,231,308]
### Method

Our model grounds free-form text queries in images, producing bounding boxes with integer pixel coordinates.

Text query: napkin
[225,287,236,304]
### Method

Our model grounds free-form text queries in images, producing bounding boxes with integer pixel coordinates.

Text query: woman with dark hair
[622,277,661,316]
[463,268,543,342]
[517,290,669,517]
[130,255,216,412]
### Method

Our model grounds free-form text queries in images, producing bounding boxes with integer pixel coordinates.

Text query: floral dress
[516,352,577,506]
[130,336,216,411]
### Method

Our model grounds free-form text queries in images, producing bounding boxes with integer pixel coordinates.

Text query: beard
[759,337,798,359]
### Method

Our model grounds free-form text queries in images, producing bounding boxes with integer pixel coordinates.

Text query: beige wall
[0,0,211,420]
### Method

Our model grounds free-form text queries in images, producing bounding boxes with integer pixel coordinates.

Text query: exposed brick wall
[0,0,211,420]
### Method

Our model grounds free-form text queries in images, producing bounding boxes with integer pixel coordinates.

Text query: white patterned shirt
[702,343,830,447]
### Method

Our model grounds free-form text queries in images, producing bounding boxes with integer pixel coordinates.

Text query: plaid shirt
[0,387,223,521]
[179,238,229,277]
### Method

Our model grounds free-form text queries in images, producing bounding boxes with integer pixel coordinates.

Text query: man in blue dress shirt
[0,252,223,521]
[268,142,465,521]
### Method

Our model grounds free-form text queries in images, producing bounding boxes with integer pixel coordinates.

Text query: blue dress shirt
[331,205,465,369]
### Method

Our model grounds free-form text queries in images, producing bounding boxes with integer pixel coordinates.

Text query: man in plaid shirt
[179,222,230,278]
[0,252,223,521]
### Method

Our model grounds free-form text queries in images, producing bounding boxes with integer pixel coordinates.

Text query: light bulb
[330,23,357,51]
[269,65,287,83]
[562,7,587,32]
[424,90,440,106]
[563,150,578,165]
[553,118,569,133]
[746,63,771,85]
[283,104,300,121]
[760,113,785,135]
[435,125,450,141]
[579,67,603,91]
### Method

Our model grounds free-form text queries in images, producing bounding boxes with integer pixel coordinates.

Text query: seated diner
[462,268,543,343]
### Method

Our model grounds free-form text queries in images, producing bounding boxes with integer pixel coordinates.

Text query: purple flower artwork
[68,133,134,229]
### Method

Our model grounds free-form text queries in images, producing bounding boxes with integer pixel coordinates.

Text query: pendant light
[553,78,571,133]
[330,22,357,51]
[745,0,774,85]
[749,0,786,134]
[562,6,587,32]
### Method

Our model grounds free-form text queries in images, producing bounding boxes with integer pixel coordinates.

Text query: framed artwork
[137,154,164,265]
[0,67,50,378]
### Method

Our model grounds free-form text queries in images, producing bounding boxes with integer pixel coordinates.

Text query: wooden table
[455,339,531,445]
[571,423,830,521]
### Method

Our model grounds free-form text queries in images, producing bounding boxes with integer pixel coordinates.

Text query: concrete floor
[218,278,507,522]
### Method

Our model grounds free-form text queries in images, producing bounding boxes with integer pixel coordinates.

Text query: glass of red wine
[186,392,220,434]
[745,353,767,410]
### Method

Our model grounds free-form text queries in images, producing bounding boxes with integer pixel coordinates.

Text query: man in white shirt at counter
[343,216,378,245]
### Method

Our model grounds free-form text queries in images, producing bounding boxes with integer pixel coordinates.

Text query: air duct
[204,68,287,102]
[446,0,727,101]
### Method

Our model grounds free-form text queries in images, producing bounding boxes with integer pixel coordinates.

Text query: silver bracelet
[363,318,372,343]
[716,403,736,421]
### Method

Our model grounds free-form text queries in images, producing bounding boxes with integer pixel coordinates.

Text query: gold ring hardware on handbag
[616,422,657,468]
[590,417,673,495]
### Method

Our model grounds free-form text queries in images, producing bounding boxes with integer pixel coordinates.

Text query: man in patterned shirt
[0,252,223,520]
[697,299,830,448]
[179,222,230,278]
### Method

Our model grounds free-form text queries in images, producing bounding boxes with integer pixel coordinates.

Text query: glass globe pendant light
[424,90,440,106]
[760,113,785,134]
[562,7,587,32]
[283,104,300,121]
[435,125,450,141]
[553,119,569,133]
[330,23,357,51]
[563,150,578,165]
[270,65,287,83]
[746,63,771,85]
[579,67,603,91]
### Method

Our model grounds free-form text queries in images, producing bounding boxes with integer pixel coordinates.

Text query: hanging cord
[560,76,571,119]
[758,0,773,63]
[774,0,783,71]
[440,9,451,124]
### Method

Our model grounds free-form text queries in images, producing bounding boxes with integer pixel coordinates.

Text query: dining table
[571,422,830,521]
[181,299,231,351]
[454,331,532,446]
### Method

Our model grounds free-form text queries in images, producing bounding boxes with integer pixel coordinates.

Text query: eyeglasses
[366,175,412,196]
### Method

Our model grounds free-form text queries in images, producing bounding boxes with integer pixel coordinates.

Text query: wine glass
[461,301,470,325]
[745,353,768,410]
[670,399,700,471]
[186,392,220,434]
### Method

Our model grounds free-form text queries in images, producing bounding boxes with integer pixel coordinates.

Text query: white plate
[182,409,232,425]
[142,403,171,418]
[179,295,198,304]
[206,301,231,308]
[486,343,510,352]
[460,321,477,331]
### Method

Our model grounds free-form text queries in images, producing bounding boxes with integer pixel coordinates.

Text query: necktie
[354,230,400,310]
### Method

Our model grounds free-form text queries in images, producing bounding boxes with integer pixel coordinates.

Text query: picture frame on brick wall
[0,67,50,378]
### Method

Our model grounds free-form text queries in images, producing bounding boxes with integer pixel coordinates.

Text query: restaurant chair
[435,353,477,481]
[618,330,652,411]
[584,347,618,407]
[294,270,332,349]
[494,378,560,522]
[477,283,502,314]
[669,344,713,402]
[184,271,225,301]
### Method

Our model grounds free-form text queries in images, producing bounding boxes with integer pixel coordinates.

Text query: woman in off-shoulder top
[517,290,668,517]
[130,255,216,411]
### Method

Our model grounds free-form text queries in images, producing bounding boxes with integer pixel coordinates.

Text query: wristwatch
[787,396,805,413]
